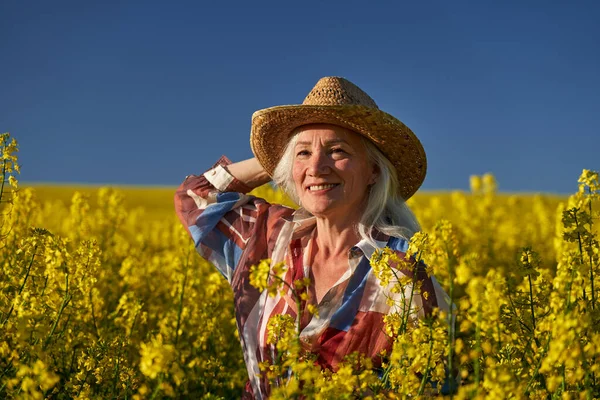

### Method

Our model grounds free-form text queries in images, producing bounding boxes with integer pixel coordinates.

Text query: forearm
[225,157,271,190]
[175,156,266,236]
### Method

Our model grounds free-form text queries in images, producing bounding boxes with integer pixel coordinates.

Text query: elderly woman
[175,77,450,398]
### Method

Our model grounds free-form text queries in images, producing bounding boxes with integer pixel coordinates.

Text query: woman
[175,77,450,398]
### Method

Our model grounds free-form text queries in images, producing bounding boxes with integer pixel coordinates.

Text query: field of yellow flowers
[1,132,599,399]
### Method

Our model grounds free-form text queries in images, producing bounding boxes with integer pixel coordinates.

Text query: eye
[296,150,310,157]
[330,147,347,155]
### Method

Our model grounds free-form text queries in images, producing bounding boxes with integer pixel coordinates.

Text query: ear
[368,164,379,186]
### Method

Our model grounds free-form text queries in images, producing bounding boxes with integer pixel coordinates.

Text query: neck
[313,214,362,259]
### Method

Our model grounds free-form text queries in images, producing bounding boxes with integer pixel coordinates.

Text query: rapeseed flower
[1,132,599,398]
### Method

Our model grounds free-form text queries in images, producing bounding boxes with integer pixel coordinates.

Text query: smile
[307,183,340,191]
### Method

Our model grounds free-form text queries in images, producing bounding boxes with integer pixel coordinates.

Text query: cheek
[340,161,369,189]
[292,164,303,190]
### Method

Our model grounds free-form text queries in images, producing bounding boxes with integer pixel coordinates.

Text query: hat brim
[250,104,426,200]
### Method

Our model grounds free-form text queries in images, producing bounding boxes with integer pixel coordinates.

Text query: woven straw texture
[250,77,427,200]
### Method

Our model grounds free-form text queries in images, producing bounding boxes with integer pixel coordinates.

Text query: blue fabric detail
[188,192,246,280]
[216,191,242,203]
[388,236,409,253]
[200,229,231,278]
[191,225,244,281]
[188,224,205,249]
[329,256,372,332]
[191,195,239,247]
[223,236,244,274]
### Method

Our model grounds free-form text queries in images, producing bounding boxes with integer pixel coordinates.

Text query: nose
[306,149,330,176]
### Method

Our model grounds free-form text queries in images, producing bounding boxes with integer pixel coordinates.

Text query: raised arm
[174,156,290,283]
[225,157,271,190]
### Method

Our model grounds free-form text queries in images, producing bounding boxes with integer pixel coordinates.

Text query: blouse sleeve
[174,156,288,283]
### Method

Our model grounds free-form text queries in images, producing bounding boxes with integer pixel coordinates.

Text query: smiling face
[291,124,378,220]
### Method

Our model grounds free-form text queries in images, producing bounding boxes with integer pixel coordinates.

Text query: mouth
[306,183,340,192]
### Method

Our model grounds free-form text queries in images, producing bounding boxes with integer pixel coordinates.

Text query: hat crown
[302,77,379,108]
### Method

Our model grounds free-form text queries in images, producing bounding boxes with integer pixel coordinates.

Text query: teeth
[309,184,337,191]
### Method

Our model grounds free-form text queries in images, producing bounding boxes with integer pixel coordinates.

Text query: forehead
[295,124,363,146]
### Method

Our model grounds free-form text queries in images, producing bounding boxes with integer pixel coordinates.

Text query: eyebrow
[295,139,348,147]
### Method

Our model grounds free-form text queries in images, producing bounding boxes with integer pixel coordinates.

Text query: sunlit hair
[272,126,421,248]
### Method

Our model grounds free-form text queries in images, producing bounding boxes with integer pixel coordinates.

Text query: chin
[303,205,327,216]
[304,204,341,218]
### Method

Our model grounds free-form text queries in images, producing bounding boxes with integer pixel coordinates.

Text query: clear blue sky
[2,0,599,193]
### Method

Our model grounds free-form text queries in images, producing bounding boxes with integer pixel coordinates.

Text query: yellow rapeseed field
[1,132,599,399]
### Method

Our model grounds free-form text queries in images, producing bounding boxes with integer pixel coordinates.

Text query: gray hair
[272,127,420,248]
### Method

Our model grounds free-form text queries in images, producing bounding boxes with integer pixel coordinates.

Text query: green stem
[528,274,536,331]
[497,320,502,351]
[573,211,587,301]
[446,255,455,399]
[384,249,422,336]
[0,159,7,205]
[149,375,164,400]
[524,333,551,395]
[589,253,596,309]
[112,350,120,396]
[417,321,434,396]
[89,289,100,339]
[128,305,141,340]
[0,360,14,385]
[577,339,593,399]
[2,245,37,326]
[76,370,91,397]
[474,304,482,387]
[398,266,417,336]
[565,257,578,311]
[507,291,532,335]
[174,252,190,345]
[379,249,424,389]
[586,190,597,390]
[40,275,49,297]
[68,346,78,375]
[43,271,72,349]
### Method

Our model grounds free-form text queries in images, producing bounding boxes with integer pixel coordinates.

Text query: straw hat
[250,76,426,200]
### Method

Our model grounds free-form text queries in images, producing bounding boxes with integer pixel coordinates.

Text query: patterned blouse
[174,156,450,399]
